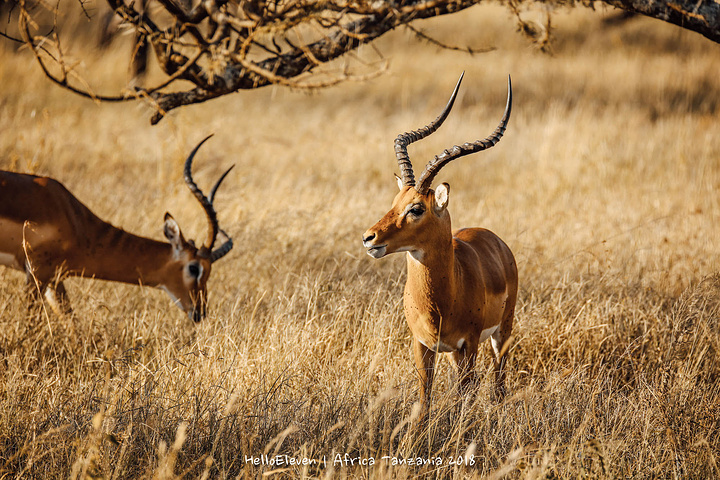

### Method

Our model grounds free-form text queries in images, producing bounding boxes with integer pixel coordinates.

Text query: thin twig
[405,23,495,54]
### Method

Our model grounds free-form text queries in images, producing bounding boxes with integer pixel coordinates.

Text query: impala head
[363,180,452,260]
[363,73,512,260]
[162,135,234,323]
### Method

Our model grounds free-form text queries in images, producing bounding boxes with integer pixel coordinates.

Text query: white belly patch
[419,338,456,353]
[0,252,20,270]
[417,325,500,353]
[479,325,499,343]
[418,337,468,353]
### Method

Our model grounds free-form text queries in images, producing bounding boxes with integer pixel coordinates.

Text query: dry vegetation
[1,4,720,478]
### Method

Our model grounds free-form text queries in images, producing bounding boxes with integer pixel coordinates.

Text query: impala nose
[363,232,387,258]
[190,294,207,323]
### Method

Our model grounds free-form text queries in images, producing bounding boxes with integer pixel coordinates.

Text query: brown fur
[0,170,212,321]
[364,184,518,404]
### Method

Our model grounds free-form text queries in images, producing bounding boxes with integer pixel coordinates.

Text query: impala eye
[188,263,201,278]
[408,205,425,217]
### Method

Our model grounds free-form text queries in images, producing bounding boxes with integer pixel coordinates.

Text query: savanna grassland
[1,4,720,478]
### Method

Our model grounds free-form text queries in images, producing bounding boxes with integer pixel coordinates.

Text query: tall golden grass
[1,4,719,478]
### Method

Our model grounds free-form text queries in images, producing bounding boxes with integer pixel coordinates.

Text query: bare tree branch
[404,23,496,54]
[4,0,720,124]
[599,0,720,44]
[137,0,487,123]
[12,0,500,123]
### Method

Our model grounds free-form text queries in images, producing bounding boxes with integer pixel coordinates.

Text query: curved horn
[183,134,222,252]
[394,72,464,187]
[210,165,235,204]
[211,229,233,262]
[209,164,235,262]
[416,75,512,195]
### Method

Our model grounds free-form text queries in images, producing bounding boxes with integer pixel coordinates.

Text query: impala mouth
[366,245,387,259]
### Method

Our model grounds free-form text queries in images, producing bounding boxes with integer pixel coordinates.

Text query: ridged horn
[416,75,512,195]
[183,134,233,260]
[209,165,234,263]
[394,72,464,187]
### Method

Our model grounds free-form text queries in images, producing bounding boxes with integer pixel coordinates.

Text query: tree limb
[7,0,720,125]
[600,0,720,44]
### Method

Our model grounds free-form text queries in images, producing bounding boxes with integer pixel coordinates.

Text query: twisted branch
[10,0,487,124]
[8,0,720,125]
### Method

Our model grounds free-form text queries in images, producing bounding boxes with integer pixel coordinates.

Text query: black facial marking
[188,263,200,278]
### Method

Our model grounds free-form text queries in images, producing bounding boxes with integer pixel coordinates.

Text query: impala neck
[76,220,174,287]
[405,214,456,315]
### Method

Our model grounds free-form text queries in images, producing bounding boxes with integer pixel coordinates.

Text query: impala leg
[413,338,436,409]
[24,284,44,312]
[45,280,72,316]
[24,265,72,316]
[24,269,46,312]
[491,306,515,400]
[452,339,478,395]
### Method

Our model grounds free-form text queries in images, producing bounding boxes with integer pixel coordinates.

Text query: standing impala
[0,135,233,322]
[363,73,518,403]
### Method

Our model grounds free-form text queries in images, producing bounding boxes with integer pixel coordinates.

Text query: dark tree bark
[600,0,720,44]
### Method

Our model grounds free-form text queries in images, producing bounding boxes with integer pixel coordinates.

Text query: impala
[362,73,518,403]
[0,135,233,322]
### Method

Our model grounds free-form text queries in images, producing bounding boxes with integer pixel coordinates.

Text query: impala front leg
[45,281,72,316]
[24,281,44,312]
[452,339,478,394]
[491,306,515,400]
[413,338,436,408]
[24,265,48,312]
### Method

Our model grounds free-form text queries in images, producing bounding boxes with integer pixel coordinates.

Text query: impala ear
[163,212,186,253]
[394,174,404,191]
[434,183,450,212]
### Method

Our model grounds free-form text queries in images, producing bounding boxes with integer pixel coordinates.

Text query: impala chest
[0,251,20,270]
[0,219,25,270]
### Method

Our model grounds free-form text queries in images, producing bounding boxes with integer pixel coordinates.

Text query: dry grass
[1,4,720,478]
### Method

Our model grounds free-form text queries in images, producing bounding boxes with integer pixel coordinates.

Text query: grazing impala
[363,73,518,404]
[0,135,233,322]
